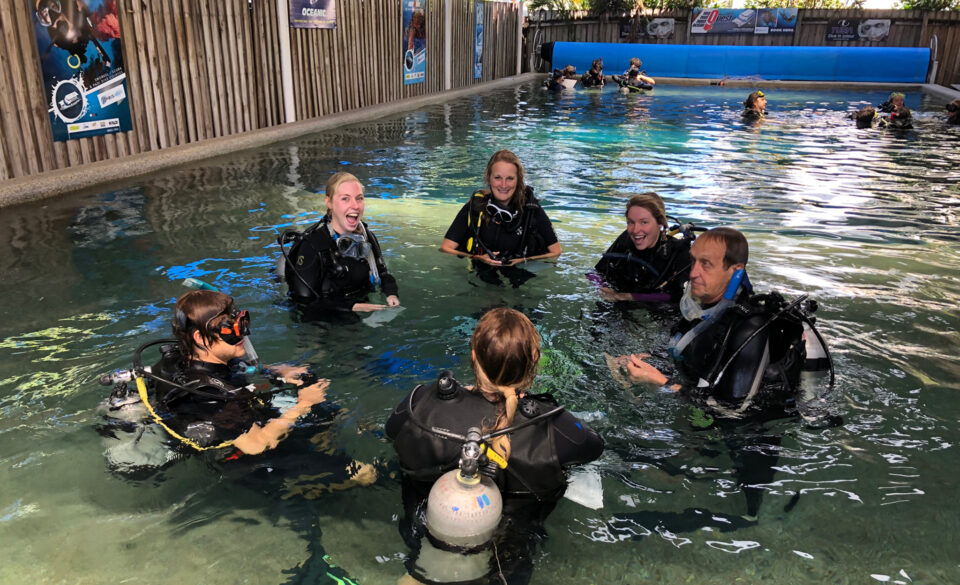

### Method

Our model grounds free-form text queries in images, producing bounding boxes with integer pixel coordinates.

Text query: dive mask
[336,233,372,260]
[217,309,251,346]
[486,201,518,224]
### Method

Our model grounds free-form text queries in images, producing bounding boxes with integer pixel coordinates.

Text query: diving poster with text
[31,0,132,142]
[402,0,426,85]
[290,0,337,29]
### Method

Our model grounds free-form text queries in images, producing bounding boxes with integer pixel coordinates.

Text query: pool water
[1,83,958,584]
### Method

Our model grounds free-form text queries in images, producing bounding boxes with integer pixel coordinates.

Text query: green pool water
[1,82,958,584]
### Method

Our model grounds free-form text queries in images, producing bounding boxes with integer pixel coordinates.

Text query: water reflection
[0,83,958,584]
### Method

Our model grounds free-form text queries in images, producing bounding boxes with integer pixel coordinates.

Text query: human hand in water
[352,302,386,312]
[267,364,309,384]
[297,378,330,406]
[599,287,632,302]
[626,353,669,386]
[473,252,503,266]
[386,295,400,307]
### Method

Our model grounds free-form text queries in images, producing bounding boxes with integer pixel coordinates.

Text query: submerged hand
[474,253,503,266]
[626,353,668,386]
[599,287,631,302]
[352,302,386,312]
[268,364,309,385]
[386,295,400,307]
[297,379,329,406]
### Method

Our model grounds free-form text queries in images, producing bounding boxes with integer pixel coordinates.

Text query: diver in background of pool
[742,90,766,122]
[278,172,400,313]
[878,92,913,129]
[387,308,603,584]
[580,58,605,88]
[945,98,960,125]
[852,105,885,129]
[440,150,562,269]
[611,57,655,92]
[591,193,695,303]
[544,64,577,90]
[609,228,833,518]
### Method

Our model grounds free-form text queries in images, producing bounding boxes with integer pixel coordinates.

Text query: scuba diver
[35,0,111,67]
[386,308,603,584]
[945,98,960,125]
[98,290,330,471]
[277,172,400,314]
[611,57,655,92]
[611,228,834,518]
[591,193,696,303]
[742,90,766,123]
[579,58,605,88]
[878,92,913,129]
[543,64,577,90]
[440,150,562,284]
[852,105,885,129]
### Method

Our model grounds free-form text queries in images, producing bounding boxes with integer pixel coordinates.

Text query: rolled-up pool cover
[541,42,930,83]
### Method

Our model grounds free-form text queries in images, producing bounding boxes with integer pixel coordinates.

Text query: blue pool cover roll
[544,42,930,83]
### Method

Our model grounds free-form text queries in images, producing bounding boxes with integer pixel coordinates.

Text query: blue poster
[402,0,426,85]
[691,8,797,36]
[290,0,337,29]
[31,0,132,142]
[474,1,483,79]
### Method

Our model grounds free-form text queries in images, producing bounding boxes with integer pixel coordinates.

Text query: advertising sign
[474,1,483,79]
[402,0,426,85]
[290,0,337,29]
[31,0,132,142]
[826,19,891,42]
[691,8,797,36]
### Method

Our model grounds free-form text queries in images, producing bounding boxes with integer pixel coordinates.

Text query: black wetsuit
[443,189,559,263]
[669,290,806,420]
[281,218,399,312]
[387,379,603,498]
[594,232,691,301]
[580,69,604,88]
[150,349,276,449]
[387,378,603,585]
[742,109,765,123]
[612,68,653,91]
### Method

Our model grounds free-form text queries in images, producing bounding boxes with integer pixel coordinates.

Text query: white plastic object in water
[426,469,502,549]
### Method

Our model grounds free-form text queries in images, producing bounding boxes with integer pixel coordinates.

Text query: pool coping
[2,73,957,209]
[0,73,544,209]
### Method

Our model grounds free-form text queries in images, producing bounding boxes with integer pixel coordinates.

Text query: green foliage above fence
[897,0,959,10]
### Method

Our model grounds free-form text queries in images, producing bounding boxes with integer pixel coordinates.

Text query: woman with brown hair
[440,150,562,268]
[386,307,602,584]
[386,307,602,499]
[593,192,694,303]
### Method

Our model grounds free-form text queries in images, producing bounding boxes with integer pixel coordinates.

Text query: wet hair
[855,106,878,129]
[697,227,749,269]
[562,65,577,78]
[484,150,528,209]
[629,57,642,69]
[625,193,668,244]
[946,99,960,113]
[324,171,363,219]
[744,91,765,110]
[591,58,603,72]
[888,92,905,103]
[172,290,236,358]
[470,308,541,461]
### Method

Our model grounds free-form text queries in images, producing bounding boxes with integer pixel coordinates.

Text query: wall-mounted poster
[402,0,426,85]
[31,0,132,142]
[290,0,336,29]
[474,1,483,79]
[826,19,891,42]
[691,8,797,36]
[645,18,675,39]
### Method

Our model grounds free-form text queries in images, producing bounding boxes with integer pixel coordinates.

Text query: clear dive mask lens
[35,0,60,26]
[486,202,518,224]
[336,233,372,259]
[679,282,705,321]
